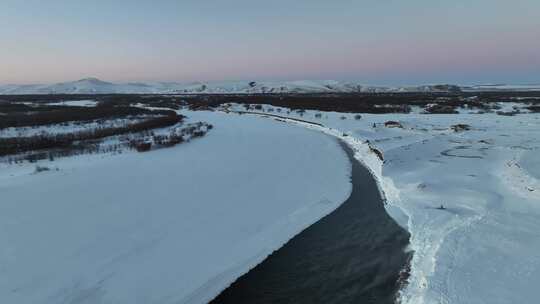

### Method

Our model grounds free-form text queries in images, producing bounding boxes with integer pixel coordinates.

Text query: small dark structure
[451,124,471,132]
[384,121,403,128]
[133,142,152,152]
[369,146,384,161]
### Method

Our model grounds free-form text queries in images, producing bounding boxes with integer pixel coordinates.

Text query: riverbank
[211,139,411,304]
[224,105,540,303]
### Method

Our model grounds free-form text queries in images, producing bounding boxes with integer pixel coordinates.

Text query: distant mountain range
[0,78,538,94]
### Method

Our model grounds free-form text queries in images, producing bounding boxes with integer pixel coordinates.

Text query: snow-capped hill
[75,77,114,85]
[2,78,539,95]
[45,78,118,94]
[0,78,115,95]
[126,82,153,88]
[462,84,540,92]
[0,78,469,95]
[0,79,301,94]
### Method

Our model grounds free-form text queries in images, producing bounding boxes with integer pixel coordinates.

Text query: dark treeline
[0,104,176,129]
[181,92,540,114]
[95,95,184,109]
[5,120,212,163]
[0,113,182,156]
[528,106,540,113]
[2,91,539,116]
[0,94,101,103]
[0,94,184,108]
[2,90,540,103]
[185,93,446,113]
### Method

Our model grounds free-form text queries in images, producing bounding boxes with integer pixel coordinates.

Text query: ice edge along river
[210,137,410,304]
[226,111,414,302]
[231,107,540,304]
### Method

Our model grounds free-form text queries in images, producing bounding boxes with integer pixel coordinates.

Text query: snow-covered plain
[3,98,540,304]
[0,110,351,304]
[233,105,540,304]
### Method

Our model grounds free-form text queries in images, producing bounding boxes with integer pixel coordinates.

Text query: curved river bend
[211,140,411,304]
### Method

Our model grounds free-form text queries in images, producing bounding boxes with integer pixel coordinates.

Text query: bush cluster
[0,113,182,156]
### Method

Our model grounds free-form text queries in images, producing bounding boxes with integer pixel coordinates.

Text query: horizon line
[1,77,539,87]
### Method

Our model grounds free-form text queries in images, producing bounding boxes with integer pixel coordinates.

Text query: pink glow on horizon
[1,1,539,85]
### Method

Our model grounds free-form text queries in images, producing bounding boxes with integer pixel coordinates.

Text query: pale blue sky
[1,0,539,84]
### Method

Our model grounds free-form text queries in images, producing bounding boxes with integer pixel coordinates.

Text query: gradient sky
[1,0,539,85]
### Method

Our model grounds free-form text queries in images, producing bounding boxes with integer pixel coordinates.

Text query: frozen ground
[0,110,351,304]
[232,104,540,304]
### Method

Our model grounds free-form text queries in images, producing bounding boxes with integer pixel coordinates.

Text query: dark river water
[210,140,411,304]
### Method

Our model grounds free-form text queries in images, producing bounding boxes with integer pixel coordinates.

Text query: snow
[0,110,351,304]
[47,100,98,107]
[228,105,540,304]
[3,96,540,303]
[518,149,540,180]
[464,84,540,91]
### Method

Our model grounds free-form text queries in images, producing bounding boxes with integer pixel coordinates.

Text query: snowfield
[3,99,540,304]
[0,111,351,304]
[232,105,540,304]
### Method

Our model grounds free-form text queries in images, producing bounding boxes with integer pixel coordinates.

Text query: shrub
[34,165,50,173]
[527,106,540,113]
[132,141,152,152]
[384,121,403,128]
[0,113,182,157]
[424,104,458,114]
[451,124,471,132]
